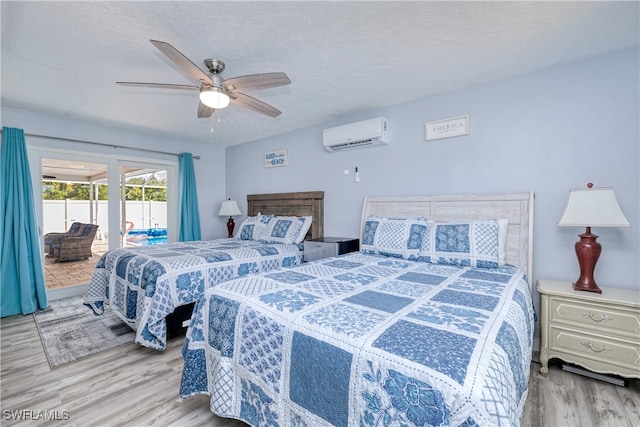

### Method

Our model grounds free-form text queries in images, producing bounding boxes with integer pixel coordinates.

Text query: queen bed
[83,191,324,350]
[179,192,535,426]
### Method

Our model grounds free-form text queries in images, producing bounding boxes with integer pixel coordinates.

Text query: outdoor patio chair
[44,222,82,256]
[51,223,99,262]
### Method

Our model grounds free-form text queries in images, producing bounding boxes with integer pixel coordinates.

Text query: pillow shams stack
[362,215,507,269]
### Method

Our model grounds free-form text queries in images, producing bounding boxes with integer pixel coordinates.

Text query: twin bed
[178,192,535,426]
[83,191,324,350]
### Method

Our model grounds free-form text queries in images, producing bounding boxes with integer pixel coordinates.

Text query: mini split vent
[323,117,389,152]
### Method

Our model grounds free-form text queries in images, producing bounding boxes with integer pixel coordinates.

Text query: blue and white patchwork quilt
[83,239,302,350]
[180,252,534,427]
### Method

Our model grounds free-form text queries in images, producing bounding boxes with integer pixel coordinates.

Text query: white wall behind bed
[225,47,639,323]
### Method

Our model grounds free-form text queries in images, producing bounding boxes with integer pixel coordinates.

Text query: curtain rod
[1,130,200,159]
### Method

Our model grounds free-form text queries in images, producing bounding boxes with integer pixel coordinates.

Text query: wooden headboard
[360,192,534,287]
[247,191,324,240]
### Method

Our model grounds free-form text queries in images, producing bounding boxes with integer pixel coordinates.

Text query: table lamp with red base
[557,183,630,293]
[218,199,242,238]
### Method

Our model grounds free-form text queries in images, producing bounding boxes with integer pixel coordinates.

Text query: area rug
[34,296,135,368]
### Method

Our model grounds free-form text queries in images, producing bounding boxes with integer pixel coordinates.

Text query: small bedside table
[303,237,359,262]
[537,279,640,379]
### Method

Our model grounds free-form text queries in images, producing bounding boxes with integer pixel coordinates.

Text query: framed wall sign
[426,115,469,141]
[264,149,288,168]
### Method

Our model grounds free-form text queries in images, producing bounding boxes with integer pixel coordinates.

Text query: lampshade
[218,199,241,217]
[199,86,230,109]
[558,186,630,228]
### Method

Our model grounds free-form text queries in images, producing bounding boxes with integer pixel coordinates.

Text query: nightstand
[303,237,359,262]
[537,279,640,379]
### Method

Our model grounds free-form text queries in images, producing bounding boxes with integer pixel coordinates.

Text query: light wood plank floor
[1,313,638,426]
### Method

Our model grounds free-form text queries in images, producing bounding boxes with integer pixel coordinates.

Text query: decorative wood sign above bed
[426,115,470,140]
[264,149,288,168]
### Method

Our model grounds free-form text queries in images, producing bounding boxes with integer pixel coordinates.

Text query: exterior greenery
[42,177,167,201]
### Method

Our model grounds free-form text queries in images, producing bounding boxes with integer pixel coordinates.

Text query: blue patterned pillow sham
[361,216,431,260]
[421,220,501,268]
[261,216,305,245]
[236,214,273,240]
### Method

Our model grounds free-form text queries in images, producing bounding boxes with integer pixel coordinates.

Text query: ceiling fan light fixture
[199,86,230,109]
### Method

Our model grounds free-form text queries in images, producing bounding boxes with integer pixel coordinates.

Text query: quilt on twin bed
[83,239,303,350]
[180,252,534,427]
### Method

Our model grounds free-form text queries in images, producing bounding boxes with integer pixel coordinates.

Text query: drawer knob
[581,312,613,323]
[581,341,613,353]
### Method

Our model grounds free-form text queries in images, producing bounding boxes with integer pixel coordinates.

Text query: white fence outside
[43,200,168,235]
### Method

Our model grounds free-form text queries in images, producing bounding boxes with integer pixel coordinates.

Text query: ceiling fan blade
[229,92,282,117]
[223,72,291,92]
[117,82,199,90]
[197,101,215,118]
[150,40,214,86]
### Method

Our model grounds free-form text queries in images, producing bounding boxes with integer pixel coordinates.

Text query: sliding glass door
[29,148,177,293]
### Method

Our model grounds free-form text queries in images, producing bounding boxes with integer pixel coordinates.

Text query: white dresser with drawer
[537,279,640,379]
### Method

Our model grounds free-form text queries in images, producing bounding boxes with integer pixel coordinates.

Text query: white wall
[225,47,639,318]
[1,108,229,240]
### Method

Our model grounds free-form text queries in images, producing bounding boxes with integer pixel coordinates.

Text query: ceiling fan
[117,40,291,118]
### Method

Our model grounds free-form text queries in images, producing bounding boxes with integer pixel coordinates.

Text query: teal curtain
[1,127,47,317]
[178,152,201,241]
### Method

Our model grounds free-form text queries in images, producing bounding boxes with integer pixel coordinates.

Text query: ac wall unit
[323,117,389,152]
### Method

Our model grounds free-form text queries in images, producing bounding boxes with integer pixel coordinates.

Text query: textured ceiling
[2,1,638,147]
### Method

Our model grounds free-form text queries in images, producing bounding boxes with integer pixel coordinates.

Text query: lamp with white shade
[218,199,242,238]
[557,183,631,293]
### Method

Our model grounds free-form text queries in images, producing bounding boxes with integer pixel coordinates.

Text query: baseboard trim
[47,283,88,301]
[562,364,627,386]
